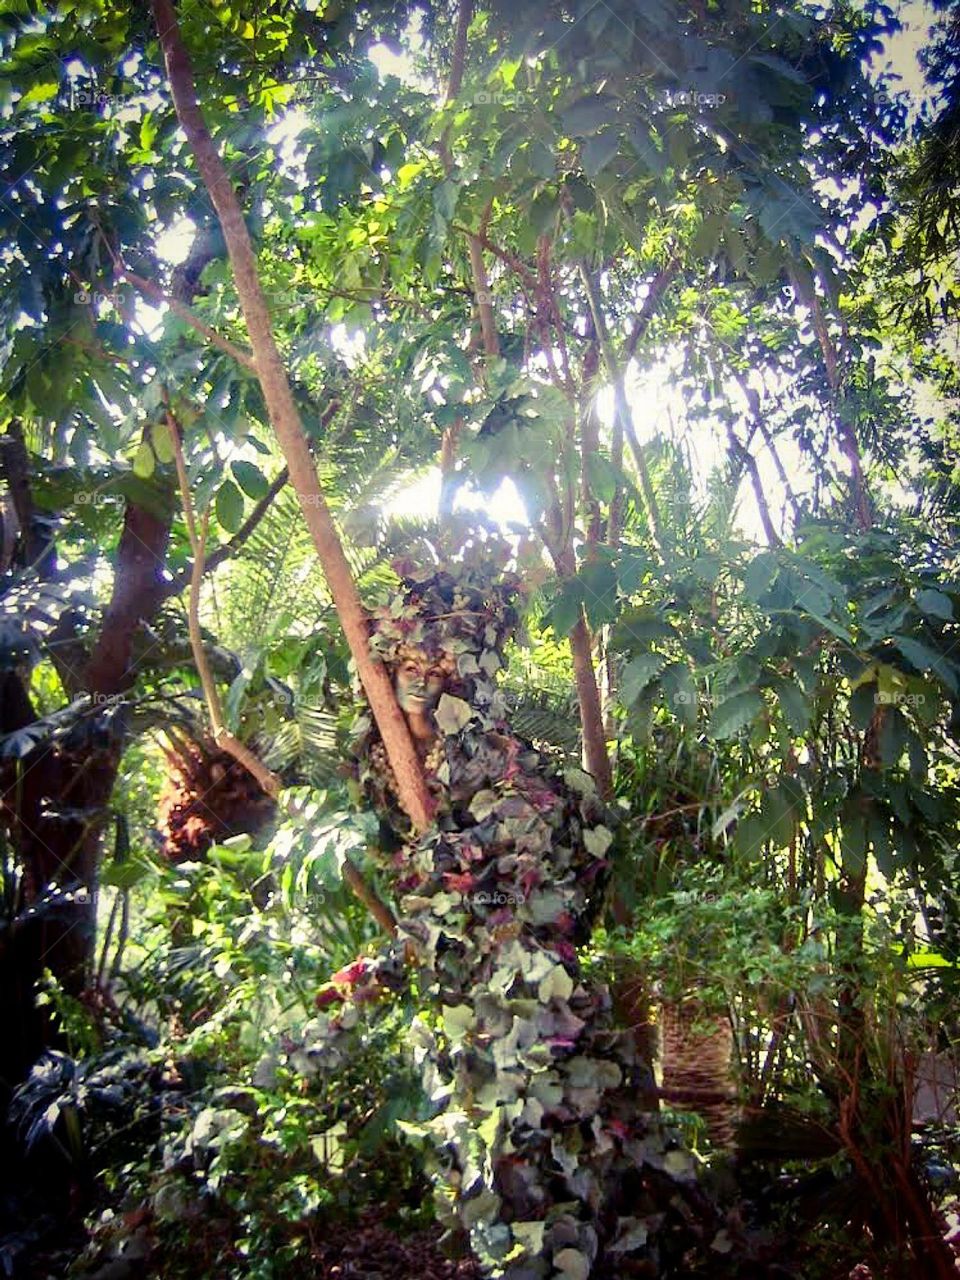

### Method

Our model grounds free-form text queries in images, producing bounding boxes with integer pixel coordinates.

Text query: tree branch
[151,0,435,833]
[788,265,871,530]
[622,261,679,365]
[580,265,665,558]
[724,419,781,547]
[169,404,397,936]
[168,465,289,594]
[119,267,257,371]
[445,0,473,102]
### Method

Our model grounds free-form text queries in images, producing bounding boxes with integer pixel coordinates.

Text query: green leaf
[770,675,810,734]
[878,706,908,768]
[895,636,957,691]
[743,551,778,602]
[140,111,159,151]
[584,450,618,503]
[548,579,585,637]
[916,588,953,620]
[150,421,175,464]
[760,779,804,848]
[101,858,150,889]
[732,812,768,864]
[709,689,764,739]
[581,130,619,177]
[538,965,574,1002]
[562,94,617,136]
[215,478,244,533]
[19,81,59,108]
[231,460,270,500]
[621,654,663,705]
[527,141,555,179]
[579,560,618,627]
[554,1248,590,1280]
[132,441,155,479]
[661,662,697,726]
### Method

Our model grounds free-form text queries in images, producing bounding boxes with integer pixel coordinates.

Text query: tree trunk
[660,997,739,1148]
[150,0,434,833]
[0,234,216,1091]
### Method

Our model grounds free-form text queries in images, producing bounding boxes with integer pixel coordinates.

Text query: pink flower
[331,958,373,987]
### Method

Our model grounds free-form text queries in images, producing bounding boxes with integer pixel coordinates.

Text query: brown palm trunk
[660,996,739,1148]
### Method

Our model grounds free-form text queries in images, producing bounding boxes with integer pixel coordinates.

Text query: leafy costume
[316,545,706,1278]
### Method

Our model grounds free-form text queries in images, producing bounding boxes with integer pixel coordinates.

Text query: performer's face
[394,654,447,718]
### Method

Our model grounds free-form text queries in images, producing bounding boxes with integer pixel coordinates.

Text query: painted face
[394,655,447,717]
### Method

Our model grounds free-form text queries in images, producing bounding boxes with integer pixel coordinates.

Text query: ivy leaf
[215,479,244,533]
[710,689,764,739]
[554,1248,590,1280]
[583,825,613,857]
[512,1222,545,1254]
[538,965,574,1002]
[435,693,473,735]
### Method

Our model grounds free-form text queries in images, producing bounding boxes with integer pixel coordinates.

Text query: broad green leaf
[150,421,175,464]
[548,579,585,637]
[895,636,957,691]
[581,130,619,176]
[709,689,764,739]
[132,441,155,479]
[562,94,617,136]
[916,588,953,620]
[231,459,270,500]
[101,858,150,889]
[661,662,697,726]
[743,551,778,602]
[215,478,244,533]
[770,675,810,734]
[621,653,663,705]
[579,560,618,627]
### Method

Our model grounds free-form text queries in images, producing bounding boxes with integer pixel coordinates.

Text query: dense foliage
[1,0,959,1276]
